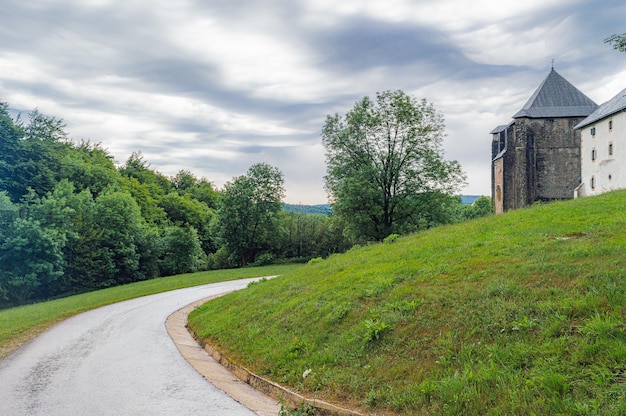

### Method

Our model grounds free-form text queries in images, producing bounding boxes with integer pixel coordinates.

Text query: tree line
[0,92,491,308]
[0,103,352,307]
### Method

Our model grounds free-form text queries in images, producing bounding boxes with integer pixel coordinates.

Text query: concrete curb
[166,294,280,416]
[166,294,365,416]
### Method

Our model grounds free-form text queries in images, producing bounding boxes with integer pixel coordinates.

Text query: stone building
[490,69,598,213]
[575,87,626,197]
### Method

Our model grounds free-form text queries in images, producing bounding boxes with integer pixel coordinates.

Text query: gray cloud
[1,0,625,203]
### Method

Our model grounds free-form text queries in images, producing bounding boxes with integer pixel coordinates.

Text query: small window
[609,120,613,131]
[609,143,613,156]
[609,174,612,181]
[592,148,597,161]
[591,176,596,189]
[591,127,596,136]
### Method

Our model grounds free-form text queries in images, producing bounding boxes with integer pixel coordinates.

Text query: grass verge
[0,264,302,360]
[188,192,626,415]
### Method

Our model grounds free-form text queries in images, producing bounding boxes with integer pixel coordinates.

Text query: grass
[0,264,302,360]
[188,191,626,415]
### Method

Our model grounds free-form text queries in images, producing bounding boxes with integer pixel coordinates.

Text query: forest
[0,101,490,308]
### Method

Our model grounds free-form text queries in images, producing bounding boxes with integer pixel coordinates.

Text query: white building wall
[580,112,626,197]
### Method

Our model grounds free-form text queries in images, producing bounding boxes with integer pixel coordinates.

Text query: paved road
[0,279,267,416]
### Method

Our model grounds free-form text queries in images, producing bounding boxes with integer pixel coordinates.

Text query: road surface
[0,278,273,416]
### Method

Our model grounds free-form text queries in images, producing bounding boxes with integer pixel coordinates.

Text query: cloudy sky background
[1,0,625,204]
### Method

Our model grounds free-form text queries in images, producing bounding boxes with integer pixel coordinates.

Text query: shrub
[383,233,400,244]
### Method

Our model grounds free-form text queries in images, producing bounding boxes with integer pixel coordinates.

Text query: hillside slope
[189,191,626,415]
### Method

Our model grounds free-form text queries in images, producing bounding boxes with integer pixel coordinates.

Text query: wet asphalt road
[0,279,263,416]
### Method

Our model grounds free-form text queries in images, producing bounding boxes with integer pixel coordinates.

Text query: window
[609,143,613,156]
[591,176,596,189]
[592,148,597,161]
[591,127,596,136]
[609,120,613,131]
[609,174,612,181]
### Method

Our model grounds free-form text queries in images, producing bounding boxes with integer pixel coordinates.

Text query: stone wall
[493,117,585,212]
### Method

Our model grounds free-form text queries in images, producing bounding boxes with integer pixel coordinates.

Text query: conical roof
[513,69,597,118]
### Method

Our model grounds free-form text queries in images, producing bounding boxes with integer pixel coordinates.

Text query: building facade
[575,88,626,197]
[491,69,598,213]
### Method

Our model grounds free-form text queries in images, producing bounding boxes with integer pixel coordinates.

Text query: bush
[251,252,274,266]
[383,233,400,244]
[307,257,323,265]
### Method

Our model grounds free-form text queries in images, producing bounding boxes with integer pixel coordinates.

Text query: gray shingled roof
[489,124,508,134]
[574,87,626,130]
[513,69,598,119]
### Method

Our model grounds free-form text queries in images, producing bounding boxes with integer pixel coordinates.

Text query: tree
[64,140,119,197]
[118,151,173,197]
[0,191,66,306]
[322,90,466,241]
[16,110,69,199]
[0,102,25,202]
[159,225,205,276]
[218,163,285,266]
[159,191,217,253]
[460,196,493,220]
[92,190,147,285]
[605,33,626,52]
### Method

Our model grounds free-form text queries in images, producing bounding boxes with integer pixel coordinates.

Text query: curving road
[0,278,273,416]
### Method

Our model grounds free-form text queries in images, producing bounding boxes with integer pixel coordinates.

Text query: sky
[1,1,625,204]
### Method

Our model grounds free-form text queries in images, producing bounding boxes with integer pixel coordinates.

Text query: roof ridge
[574,86,626,129]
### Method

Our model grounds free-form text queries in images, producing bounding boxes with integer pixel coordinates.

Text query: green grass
[0,264,302,360]
[188,191,626,415]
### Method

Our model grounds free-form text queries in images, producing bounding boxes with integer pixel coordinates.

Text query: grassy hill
[188,191,626,415]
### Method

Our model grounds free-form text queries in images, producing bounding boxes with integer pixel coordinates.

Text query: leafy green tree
[322,90,466,241]
[0,192,19,303]
[120,176,167,224]
[63,140,119,197]
[171,169,197,193]
[0,217,66,305]
[0,190,67,306]
[15,110,69,199]
[218,163,285,266]
[171,170,219,208]
[277,211,335,259]
[92,190,148,285]
[460,196,493,220]
[159,225,205,276]
[605,33,626,52]
[0,102,25,202]
[158,192,217,253]
[57,185,106,291]
[118,151,173,197]
[0,106,68,201]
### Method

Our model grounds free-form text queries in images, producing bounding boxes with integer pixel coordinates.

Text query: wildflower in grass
[302,368,312,379]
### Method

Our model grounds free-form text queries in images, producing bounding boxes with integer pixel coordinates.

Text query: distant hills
[283,203,332,215]
[283,195,484,215]
[460,195,481,205]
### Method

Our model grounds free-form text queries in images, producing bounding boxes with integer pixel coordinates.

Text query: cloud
[1,0,625,204]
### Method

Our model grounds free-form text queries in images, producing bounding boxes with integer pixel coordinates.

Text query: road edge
[166,294,365,416]
[165,294,280,416]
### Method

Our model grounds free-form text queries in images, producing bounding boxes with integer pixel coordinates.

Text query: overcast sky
[1,1,625,204]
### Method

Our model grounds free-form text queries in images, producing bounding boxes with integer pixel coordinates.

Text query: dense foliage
[322,90,466,242]
[0,102,350,308]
